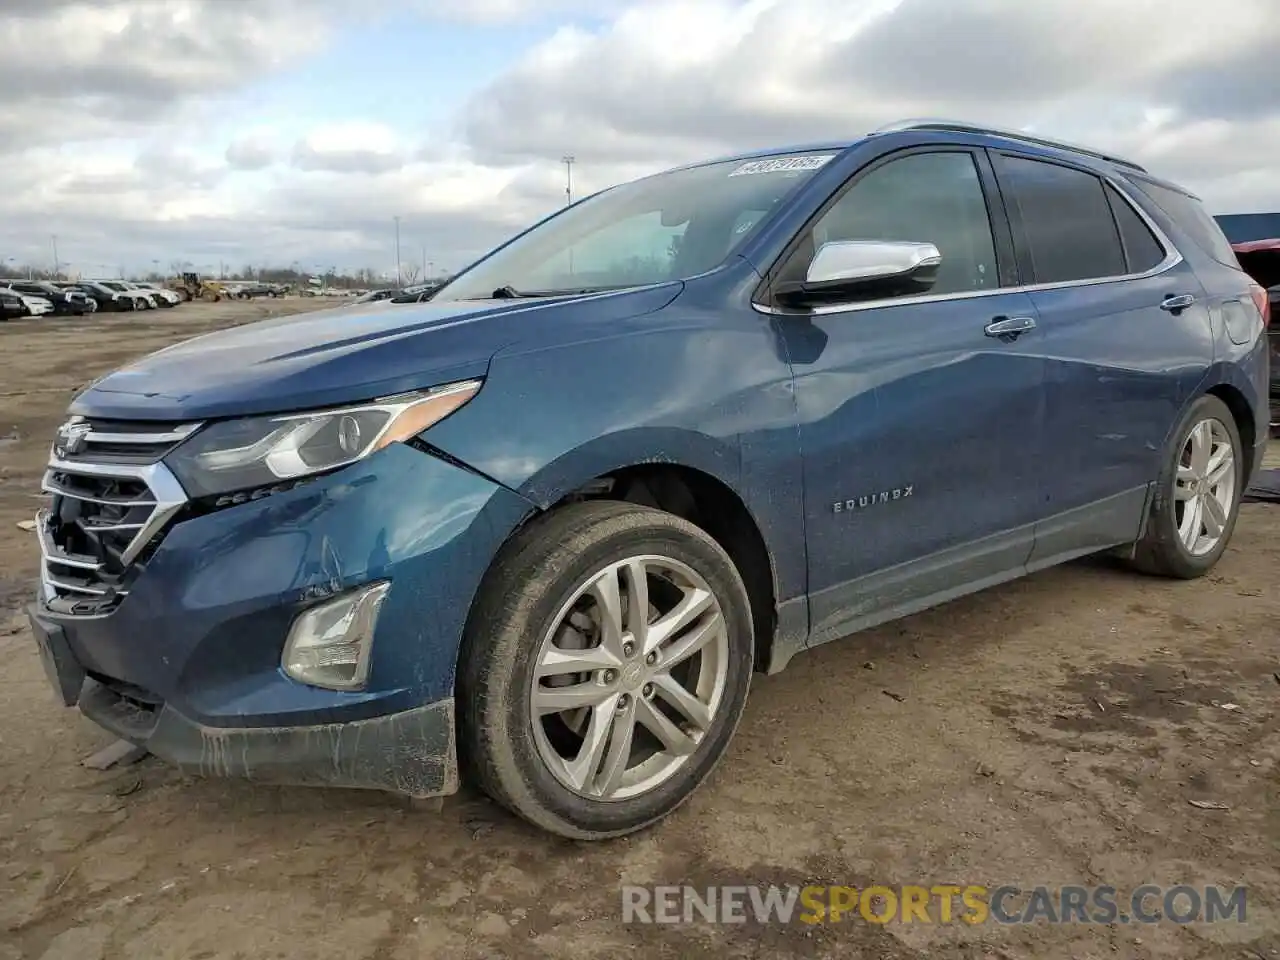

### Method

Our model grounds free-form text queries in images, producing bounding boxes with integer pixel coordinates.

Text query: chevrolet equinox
[28,120,1270,839]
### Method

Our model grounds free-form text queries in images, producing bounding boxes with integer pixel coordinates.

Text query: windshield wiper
[461,284,629,301]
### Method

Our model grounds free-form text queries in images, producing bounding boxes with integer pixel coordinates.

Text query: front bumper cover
[86,674,457,798]
[27,440,537,798]
[30,605,458,798]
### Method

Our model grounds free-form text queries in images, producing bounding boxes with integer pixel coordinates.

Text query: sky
[2,0,1278,280]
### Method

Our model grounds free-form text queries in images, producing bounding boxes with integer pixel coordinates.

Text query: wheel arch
[553,463,781,675]
[1204,381,1258,480]
[1191,358,1263,481]
[461,443,787,677]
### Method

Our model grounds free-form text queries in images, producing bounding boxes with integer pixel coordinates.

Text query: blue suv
[28,120,1269,839]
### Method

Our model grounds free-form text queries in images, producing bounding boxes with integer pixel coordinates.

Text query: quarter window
[1105,183,1165,273]
[999,156,1126,284]
[1127,177,1237,267]
[801,151,999,297]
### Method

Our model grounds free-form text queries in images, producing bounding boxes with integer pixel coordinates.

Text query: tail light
[1249,284,1270,328]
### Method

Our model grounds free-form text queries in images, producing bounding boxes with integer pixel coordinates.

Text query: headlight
[166,379,481,498]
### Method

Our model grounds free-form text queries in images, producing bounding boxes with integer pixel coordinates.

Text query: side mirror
[775,240,941,305]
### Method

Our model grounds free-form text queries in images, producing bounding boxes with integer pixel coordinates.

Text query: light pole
[427,260,435,281]
[562,156,576,206]
[51,234,59,278]
[394,216,402,286]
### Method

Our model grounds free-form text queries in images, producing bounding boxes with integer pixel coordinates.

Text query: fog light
[282,581,390,691]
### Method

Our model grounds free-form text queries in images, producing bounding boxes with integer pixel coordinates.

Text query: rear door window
[997,155,1126,284]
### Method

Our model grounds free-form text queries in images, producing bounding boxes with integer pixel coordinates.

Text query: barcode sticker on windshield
[728,155,834,177]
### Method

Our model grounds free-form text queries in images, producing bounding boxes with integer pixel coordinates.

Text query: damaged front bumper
[28,442,534,797]
[76,671,458,798]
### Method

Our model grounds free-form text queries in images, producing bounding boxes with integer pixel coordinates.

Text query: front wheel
[1130,394,1244,578]
[458,500,754,839]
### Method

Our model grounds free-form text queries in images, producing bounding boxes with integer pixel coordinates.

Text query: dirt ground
[0,300,1277,960]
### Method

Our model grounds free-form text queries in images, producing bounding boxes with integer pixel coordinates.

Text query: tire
[1130,394,1244,579]
[458,500,754,840]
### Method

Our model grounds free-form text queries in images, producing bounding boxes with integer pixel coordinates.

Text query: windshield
[433,152,837,302]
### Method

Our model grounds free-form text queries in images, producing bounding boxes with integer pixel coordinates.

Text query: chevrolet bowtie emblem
[53,420,91,459]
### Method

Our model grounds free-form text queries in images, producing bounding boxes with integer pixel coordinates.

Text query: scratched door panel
[793,290,1045,615]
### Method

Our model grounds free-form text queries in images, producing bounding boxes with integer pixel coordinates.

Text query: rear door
[990,151,1214,568]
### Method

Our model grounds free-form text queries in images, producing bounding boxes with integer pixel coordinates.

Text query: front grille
[38,424,196,617]
[54,417,201,465]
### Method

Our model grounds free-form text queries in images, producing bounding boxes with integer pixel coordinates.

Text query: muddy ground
[0,300,1277,960]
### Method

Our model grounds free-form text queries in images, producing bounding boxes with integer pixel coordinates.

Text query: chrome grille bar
[37,419,196,614]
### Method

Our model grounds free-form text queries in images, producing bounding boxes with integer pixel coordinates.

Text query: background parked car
[354,288,400,303]
[60,281,135,312]
[127,282,182,307]
[1232,239,1280,434]
[96,280,157,309]
[232,281,285,298]
[0,287,53,318]
[0,289,32,320]
[2,280,96,316]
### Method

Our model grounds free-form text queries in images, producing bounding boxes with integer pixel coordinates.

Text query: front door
[762,147,1049,646]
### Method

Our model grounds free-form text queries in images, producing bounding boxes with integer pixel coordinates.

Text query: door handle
[1160,293,1196,312]
[984,315,1036,339]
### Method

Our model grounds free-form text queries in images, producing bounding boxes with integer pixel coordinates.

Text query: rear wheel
[1130,394,1243,578]
[458,500,754,839]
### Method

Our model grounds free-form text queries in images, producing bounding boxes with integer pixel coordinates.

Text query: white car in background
[96,280,158,309]
[128,282,182,307]
[17,292,54,316]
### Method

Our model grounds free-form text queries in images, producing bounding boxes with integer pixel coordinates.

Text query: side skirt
[765,486,1151,668]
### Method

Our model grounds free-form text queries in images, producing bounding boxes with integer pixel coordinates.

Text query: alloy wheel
[530,555,729,802]
[1174,417,1236,556]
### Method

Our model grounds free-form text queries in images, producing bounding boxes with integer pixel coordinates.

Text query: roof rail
[873,118,1147,173]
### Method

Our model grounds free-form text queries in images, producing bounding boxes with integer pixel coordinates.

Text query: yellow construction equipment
[165,272,225,302]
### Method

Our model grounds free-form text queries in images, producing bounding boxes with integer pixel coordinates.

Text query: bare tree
[400,262,421,285]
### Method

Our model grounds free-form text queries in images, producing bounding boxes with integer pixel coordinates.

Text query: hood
[71,284,682,421]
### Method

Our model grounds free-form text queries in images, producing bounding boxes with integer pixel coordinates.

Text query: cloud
[2,0,1279,277]
[291,122,408,174]
[226,132,279,171]
[464,0,1280,193]
[0,1,332,153]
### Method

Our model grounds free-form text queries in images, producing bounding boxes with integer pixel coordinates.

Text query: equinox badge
[833,486,914,513]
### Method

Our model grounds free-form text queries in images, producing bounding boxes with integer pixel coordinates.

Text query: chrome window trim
[751,166,1182,318]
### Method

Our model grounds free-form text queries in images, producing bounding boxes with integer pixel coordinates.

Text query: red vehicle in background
[1231,239,1279,436]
